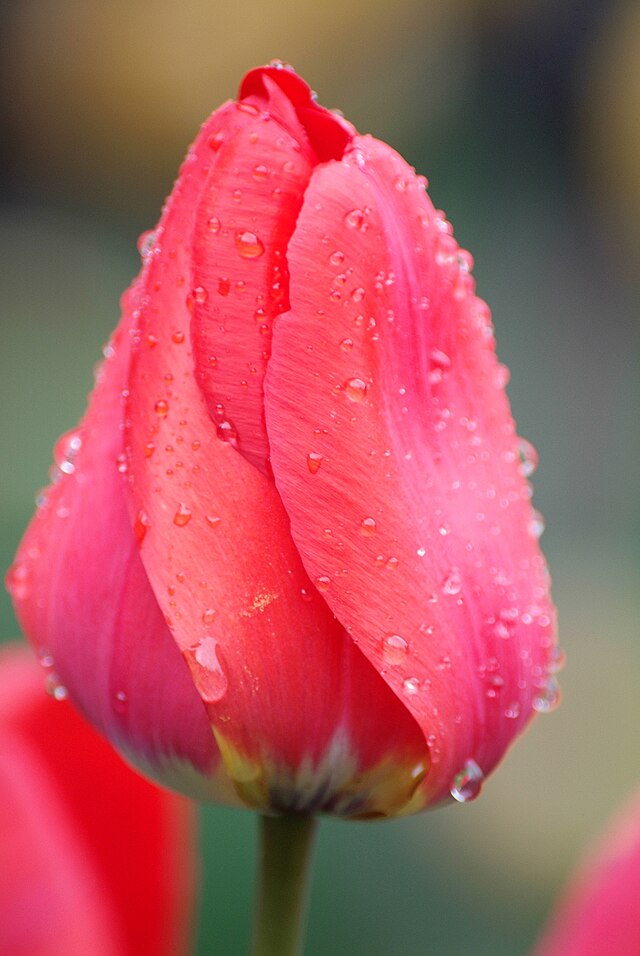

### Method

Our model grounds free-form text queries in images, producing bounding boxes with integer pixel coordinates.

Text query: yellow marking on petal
[241,590,280,617]
[211,726,430,818]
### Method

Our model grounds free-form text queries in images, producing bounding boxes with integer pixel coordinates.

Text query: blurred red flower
[0,645,196,956]
[7,64,558,817]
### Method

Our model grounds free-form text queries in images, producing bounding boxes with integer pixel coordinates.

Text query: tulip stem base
[251,813,318,956]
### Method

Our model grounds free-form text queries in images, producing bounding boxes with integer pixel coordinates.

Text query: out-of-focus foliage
[1,1,638,953]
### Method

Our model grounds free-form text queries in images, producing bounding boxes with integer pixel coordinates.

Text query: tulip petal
[126,93,428,815]
[534,790,640,956]
[265,135,557,805]
[8,289,230,803]
[191,67,352,474]
[0,645,196,956]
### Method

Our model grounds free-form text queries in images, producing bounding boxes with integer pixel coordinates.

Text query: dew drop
[172,330,185,344]
[143,442,155,458]
[382,634,408,664]
[216,420,238,447]
[403,677,420,696]
[344,378,367,402]
[185,637,228,703]
[252,164,269,181]
[450,759,484,803]
[192,285,208,305]
[360,517,377,536]
[548,646,566,675]
[113,690,128,714]
[235,231,265,259]
[345,208,365,229]
[207,216,221,234]
[385,556,399,571]
[202,608,217,625]
[174,503,192,527]
[134,510,150,545]
[205,515,221,528]
[532,676,561,714]
[442,569,462,596]
[137,229,156,260]
[217,278,231,297]
[45,672,68,701]
[517,437,538,478]
[315,576,331,592]
[5,562,30,601]
[307,452,322,474]
[154,399,169,417]
[528,510,545,539]
[340,338,354,352]
[329,250,344,265]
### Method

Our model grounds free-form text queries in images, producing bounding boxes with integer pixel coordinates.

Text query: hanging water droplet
[382,634,408,664]
[185,637,228,703]
[517,437,538,478]
[235,231,265,259]
[450,759,484,803]
[343,378,367,402]
[174,503,192,527]
[548,646,566,675]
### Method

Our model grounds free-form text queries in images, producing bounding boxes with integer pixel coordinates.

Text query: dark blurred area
[1,1,638,953]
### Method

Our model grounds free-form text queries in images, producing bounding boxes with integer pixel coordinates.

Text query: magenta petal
[265,135,558,805]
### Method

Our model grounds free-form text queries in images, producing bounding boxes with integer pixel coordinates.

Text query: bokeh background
[1,0,638,952]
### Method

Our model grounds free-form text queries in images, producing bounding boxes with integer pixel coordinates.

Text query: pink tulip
[534,790,640,955]
[7,63,558,817]
[0,645,196,956]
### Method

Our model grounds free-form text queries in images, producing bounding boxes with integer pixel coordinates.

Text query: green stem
[251,814,318,956]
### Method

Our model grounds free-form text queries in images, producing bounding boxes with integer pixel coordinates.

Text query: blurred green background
[1,0,638,953]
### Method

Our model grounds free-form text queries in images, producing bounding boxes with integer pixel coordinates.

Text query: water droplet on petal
[202,608,217,625]
[315,576,331,592]
[134,510,150,545]
[528,510,545,539]
[307,452,322,474]
[154,399,169,417]
[174,503,192,527]
[533,676,561,713]
[45,672,68,701]
[5,562,30,601]
[382,634,408,664]
[205,515,221,528]
[450,759,484,803]
[517,437,538,478]
[113,690,128,714]
[344,378,367,402]
[345,208,365,230]
[403,677,420,696]
[360,517,377,536]
[235,231,265,259]
[192,285,209,305]
[185,637,228,703]
[442,569,462,596]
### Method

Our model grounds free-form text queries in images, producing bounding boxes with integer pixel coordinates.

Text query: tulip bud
[7,64,559,817]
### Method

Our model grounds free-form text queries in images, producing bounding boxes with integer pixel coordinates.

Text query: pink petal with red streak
[265,135,557,805]
[125,79,426,806]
